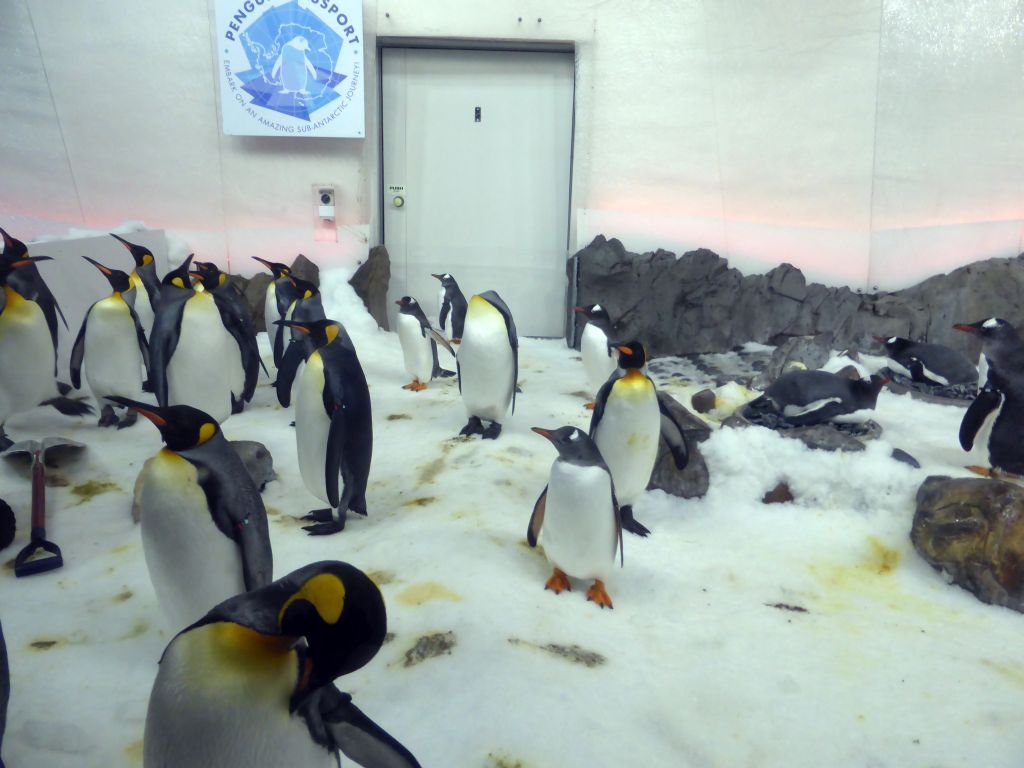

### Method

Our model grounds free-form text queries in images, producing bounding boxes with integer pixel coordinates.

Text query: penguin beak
[617,345,632,355]
[106,396,167,426]
[531,427,554,441]
[871,335,885,343]
[275,320,310,334]
[573,306,587,314]
[81,255,113,276]
[9,256,53,268]
[394,299,403,306]
[431,273,443,281]
[252,256,272,268]
[953,323,980,334]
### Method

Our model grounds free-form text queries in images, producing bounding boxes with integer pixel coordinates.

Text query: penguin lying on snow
[70,257,150,428]
[0,255,93,450]
[110,233,160,336]
[395,296,455,390]
[873,335,976,386]
[457,291,518,439]
[753,369,887,426]
[528,426,623,609]
[589,342,690,537]
[574,304,617,408]
[954,318,1024,477]
[432,272,467,342]
[277,319,372,535]
[110,398,273,628]
[144,561,421,768]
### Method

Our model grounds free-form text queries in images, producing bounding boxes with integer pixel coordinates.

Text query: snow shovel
[2,437,85,577]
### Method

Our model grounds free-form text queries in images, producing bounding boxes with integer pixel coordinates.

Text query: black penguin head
[288,276,319,300]
[0,227,29,261]
[431,272,457,289]
[872,335,911,355]
[0,254,51,285]
[82,256,131,294]
[276,318,342,348]
[107,398,220,451]
[395,296,420,315]
[109,233,154,267]
[574,304,611,324]
[189,262,227,291]
[532,426,604,465]
[615,341,647,370]
[954,318,1019,345]
[252,256,291,279]
[162,254,195,289]
[852,374,889,408]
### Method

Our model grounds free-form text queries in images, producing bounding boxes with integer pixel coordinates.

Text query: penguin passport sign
[216,0,364,137]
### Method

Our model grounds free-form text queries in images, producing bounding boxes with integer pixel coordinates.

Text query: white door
[381,47,574,337]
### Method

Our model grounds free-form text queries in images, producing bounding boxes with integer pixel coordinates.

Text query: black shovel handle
[14,449,63,577]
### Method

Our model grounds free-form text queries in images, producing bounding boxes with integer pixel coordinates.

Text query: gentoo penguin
[954,319,1024,477]
[148,256,248,422]
[110,398,273,628]
[0,256,93,450]
[69,257,150,428]
[1,618,7,768]
[457,291,518,439]
[0,227,68,374]
[394,296,455,390]
[873,335,976,386]
[144,561,421,768]
[277,319,372,535]
[754,369,887,426]
[110,233,160,336]
[251,256,296,344]
[432,272,468,342]
[589,342,689,537]
[575,304,617,408]
[527,426,623,609]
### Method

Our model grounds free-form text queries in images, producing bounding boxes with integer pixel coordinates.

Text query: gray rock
[648,392,711,499]
[752,333,834,388]
[240,273,273,331]
[912,475,1024,612]
[691,388,717,414]
[571,235,1024,359]
[349,245,391,330]
[781,425,867,453]
[230,440,277,491]
[290,254,320,286]
[891,448,921,468]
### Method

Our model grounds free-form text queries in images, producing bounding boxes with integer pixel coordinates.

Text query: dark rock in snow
[762,482,795,504]
[691,388,717,414]
[349,245,391,330]
[290,253,320,286]
[648,392,711,499]
[751,333,834,388]
[230,440,277,491]
[912,475,1024,613]
[240,273,273,331]
[891,448,922,468]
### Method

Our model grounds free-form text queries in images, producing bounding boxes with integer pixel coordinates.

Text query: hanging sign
[215,0,364,137]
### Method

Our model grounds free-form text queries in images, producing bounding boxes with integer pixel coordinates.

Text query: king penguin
[589,342,690,537]
[432,272,468,342]
[70,257,150,428]
[527,426,623,609]
[0,255,93,449]
[251,256,296,347]
[110,398,273,628]
[278,319,372,535]
[148,255,248,422]
[143,560,421,768]
[457,291,518,439]
[395,296,455,390]
[873,335,976,386]
[109,233,161,336]
[575,304,617,408]
[954,318,1024,477]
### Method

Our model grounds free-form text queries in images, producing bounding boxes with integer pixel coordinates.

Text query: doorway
[380,44,575,337]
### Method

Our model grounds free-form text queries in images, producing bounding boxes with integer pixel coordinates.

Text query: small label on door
[387,184,405,194]
[474,107,481,122]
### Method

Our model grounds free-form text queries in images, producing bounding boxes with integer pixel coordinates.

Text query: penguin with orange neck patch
[109,233,160,335]
[70,257,150,428]
[589,341,689,537]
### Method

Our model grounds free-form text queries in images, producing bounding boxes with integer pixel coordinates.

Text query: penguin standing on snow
[110,398,273,628]
[954,318,1024,477]
[873,335,976,386]
[251,256,297,345]
[457,291,518,440]
[527,426,623,609]
[575,304,617,408]
[395,296,455,390]
[277,319,372,535]
[70,257,150,428]
[432,272,468,342]
[274,277,328,397]
[110,233,161,336]
[143,561,421,768]
[0,256,93,450]
[589,342,690,537]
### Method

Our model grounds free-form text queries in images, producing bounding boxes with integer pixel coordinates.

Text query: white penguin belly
[145,630,334,767]
[459,305,514,422]
[264,282,277,336]
[541,462,617,582]
[84,297,144,402]
[129,272,154,337]
[581,323,616,393]
[0,293,57,423]
[594,378,661,505]
[397,313,434,383]
[138,450,245,629]
[296,352,331,504]
[167,292,236,422]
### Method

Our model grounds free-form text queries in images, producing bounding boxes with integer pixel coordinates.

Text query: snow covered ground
[2,268,1023,767]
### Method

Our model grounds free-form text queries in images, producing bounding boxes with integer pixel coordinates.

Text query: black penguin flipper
[273,322,287,367]
[69,311,90,390]
[656,390,690,470]
[479,291,519,414]
[612,490,624,567]
[275,340,308,407]
[426,327,455,357]
[312,685,422,768]
[439,295,451,332]
[588,376,619,438]
[213,293,260,402]
[527,487,547,546]
[127,303,151,376]
[0,618,8,763]
[451,291,467,339]
[960,388,1002,451]
[149,290,189,407]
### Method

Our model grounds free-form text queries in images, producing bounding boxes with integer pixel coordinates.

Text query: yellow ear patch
[325,325,340,344]
[278,573,346,627]
[197,422,217,445]
[143,254,153,265]
[218,273,226,286]
[171,277,185,288]
[303,290,313,299]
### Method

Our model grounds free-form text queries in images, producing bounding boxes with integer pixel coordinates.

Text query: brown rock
[691,388,717,414]
[290,253,320,286]
[240,273,272,331]
[762,482,794,504]
[912,475,1024,612]
[349,245,392,330]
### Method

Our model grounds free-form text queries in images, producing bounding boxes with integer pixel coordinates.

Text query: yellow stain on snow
[396,581,462,606]
[980,659,1024,690]
[124,739,144,763]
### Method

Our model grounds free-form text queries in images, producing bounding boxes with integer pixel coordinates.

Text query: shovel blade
[14,539,63,577]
